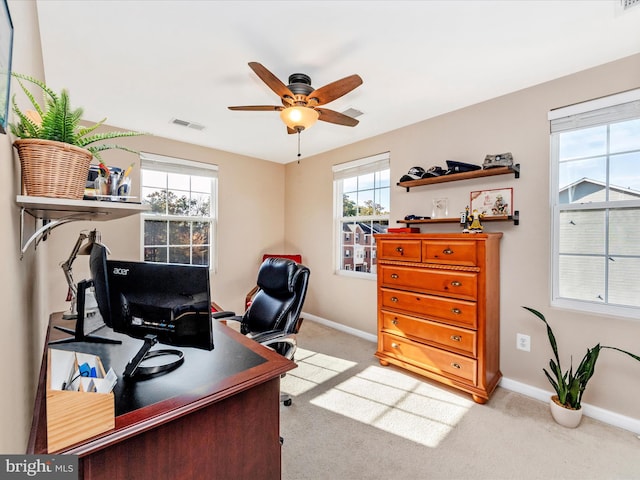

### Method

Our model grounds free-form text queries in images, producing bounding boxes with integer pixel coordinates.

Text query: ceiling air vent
[621,0,640,9]
[341,107,364,119]
[170,118,206,131]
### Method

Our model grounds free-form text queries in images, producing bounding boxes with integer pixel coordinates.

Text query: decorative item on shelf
[483,152,514,169]
[9,73,144,199]
[445,160,481,174]
[431,197,448,218]
[399,166,426,182]
[468,208,484,232]
[470,188,513,217]
[522,306,640,428]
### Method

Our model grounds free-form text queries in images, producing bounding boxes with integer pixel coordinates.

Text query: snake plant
[9,72,144,160]
[523,306,640,410]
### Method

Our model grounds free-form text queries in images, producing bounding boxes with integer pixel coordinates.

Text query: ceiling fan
[228,62,363,134]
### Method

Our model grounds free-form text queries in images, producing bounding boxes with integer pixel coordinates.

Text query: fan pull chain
[297,130,302,163]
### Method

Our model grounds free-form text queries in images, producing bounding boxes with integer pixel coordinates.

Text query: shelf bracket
[511,210,520,225]
[20,208,78,259]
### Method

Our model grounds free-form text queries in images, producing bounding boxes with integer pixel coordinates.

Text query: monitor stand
[123,334,184,379]
[49,279,122,346]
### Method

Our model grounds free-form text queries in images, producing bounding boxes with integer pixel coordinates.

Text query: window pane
[144,171,166,189]
[143,187,168,214]
[190,192,211,216]
[608,257,640,307]
[144,246,167,263]
[357,189,374,216]
[376,169,390,188]
[558,210,605,254]
[168,172,190,190]
[169,221,191,245]
[559,157,606,203]
[558,255,605,302]
[609,208,640,255]
[610,152,640,196]
[144,219,167,245]
[375,187,390,215]
[343,177,357,193]
[358,172,375,190]
[169,246,191,264]
[191,176,211,193]
[559,125,606,160]
[343,193,357,216]
[610,118,640,154]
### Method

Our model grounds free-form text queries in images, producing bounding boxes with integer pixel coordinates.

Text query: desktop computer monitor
[88,246,214,377]
[105,259,214,351]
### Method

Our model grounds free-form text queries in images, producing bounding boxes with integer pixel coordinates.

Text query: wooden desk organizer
[46,349,115,452]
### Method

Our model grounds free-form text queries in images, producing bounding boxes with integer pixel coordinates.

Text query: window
[333,152,390,276]
[549,89,640,318]
[140,152,217,267]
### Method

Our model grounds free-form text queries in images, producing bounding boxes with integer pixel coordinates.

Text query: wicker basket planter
[14,138,92,199]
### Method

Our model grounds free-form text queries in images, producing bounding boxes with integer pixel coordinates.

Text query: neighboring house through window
[140,152,217,268]
[549,88,640,318]
[333,152,390,276]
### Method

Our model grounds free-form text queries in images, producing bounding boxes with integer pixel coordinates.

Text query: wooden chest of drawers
[374,233,502,403]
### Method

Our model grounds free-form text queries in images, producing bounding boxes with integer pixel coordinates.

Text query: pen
[123,162,135,178]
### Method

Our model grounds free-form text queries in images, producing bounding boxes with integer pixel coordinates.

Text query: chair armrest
[250,331,298,360]
[211,311,239,320]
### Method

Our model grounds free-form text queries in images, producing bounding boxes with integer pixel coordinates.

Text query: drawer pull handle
[395,247,404,255]
[391,297,399,303]
[451,363,461,369]
[391,343,399,349]
[443,248,454,255]
[451,280,462,287]
[392,318,399,325]
[450,335,462,342]
[451,308,462,315]
[390,273,399,279]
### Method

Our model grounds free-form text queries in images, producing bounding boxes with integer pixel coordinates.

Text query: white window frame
[139,151,218,272]
[333,152,390,279]
[549,88,640,319]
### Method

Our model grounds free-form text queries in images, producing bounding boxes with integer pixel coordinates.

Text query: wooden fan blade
[248,62,295,101]
[228,105,283,111]
[316,108,359,127]
[307,75,363,106]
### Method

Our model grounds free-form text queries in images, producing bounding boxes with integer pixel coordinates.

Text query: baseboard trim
[499,377,640,435]
[301,312,377,343]
[302,312,640,436]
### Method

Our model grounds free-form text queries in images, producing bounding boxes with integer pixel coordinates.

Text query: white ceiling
[34,0,640,164]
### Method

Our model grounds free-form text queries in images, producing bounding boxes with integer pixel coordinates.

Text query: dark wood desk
[28,313,296,479]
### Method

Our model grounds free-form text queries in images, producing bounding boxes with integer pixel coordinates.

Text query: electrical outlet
[516,333,531,352]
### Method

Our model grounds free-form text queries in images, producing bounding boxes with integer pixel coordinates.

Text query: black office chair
[212,257,310,406]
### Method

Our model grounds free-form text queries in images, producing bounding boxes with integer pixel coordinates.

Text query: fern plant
[9,73,143,160]
[523,306,640,410]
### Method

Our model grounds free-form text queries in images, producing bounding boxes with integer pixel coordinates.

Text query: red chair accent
[245,255,302,310]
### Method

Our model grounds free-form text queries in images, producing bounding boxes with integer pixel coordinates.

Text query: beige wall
[286,53,640,421]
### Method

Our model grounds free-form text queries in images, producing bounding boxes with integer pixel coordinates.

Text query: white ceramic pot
[549,395,583,428]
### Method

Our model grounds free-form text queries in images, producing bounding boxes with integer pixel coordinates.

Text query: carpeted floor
[279,320,640,480]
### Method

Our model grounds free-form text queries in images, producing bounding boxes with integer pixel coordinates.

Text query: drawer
[423,240,477,266]
[377,239,422,262]
[381,333,477,384]
[379,265,477,300]
[381,311,477,357]
[381,287,477,329]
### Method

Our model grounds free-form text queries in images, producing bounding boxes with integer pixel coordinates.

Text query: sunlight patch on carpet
[309,365,474,447]
[283,347,358,396]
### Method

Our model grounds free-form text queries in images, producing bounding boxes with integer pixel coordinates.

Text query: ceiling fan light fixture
[280,106,319,131]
